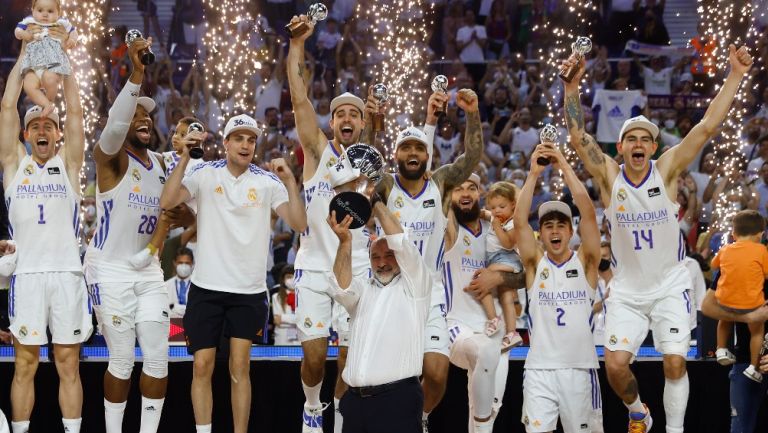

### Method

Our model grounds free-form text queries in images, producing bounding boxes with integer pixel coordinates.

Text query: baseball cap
[467,173,481,187]
[330,92,365,116]
[223,114,262,139]
[538,201,572,221]
[137,96,156,114]
[618,115,659,142]
[24,105,60,129]
[395,126,430,149]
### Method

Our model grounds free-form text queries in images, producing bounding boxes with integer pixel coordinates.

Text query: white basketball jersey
[525,253,598,369]
[84,151,165,283]
[607,162,688,298]
[5,154,81,273]
[162,151,205,178]
[444,221,500,332]
[294,142,369,274]
[383,175,448,306]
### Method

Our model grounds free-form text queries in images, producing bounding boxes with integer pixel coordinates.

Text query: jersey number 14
[632,229,653,250]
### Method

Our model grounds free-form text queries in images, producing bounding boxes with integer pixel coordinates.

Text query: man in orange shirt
[689,23,717,94]
[711,210,768,382]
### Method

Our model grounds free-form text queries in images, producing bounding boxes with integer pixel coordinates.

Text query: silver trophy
[187,122,205,159]
[372,83,389,133]
[431,75,449,116]
[286,3,328,39]
[537,124,559,166]
[558,36,592,83]
[329,144,385,229]
[125,29,155,65]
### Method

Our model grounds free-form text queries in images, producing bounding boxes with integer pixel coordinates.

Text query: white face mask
[284,277,295,290]
[664,119,676,129]
[176,263,193,279]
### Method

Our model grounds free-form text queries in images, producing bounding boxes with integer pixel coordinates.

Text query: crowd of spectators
[0,0,767,346]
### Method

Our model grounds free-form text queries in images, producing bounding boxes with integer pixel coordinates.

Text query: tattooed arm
[287,15,327,172]
[560,57,619,203]
[432,89,484,209]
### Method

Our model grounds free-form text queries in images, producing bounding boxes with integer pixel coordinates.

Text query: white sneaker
[715,348,736,366]
[302,403,329,433]
[129,248,154,269]
[743,365,763,383]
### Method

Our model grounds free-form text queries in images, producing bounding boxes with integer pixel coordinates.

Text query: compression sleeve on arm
[99,81,140,155]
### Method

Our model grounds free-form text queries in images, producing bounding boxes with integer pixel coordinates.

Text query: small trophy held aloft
[286,3,328,39]
[125,29,155,66]
[372,83,388,133]
[558,36,592,83]
[431,75,449,117]
[537,124,559,166]
[187,122,205,160]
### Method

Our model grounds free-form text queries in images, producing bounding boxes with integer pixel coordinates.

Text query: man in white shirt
[166,247,194,318]
[328,201,431,433]
[159,114,307,433]
[511,108,539,158]
[456,9,487,83]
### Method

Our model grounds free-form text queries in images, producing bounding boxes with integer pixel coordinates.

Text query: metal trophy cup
[329,144,385,229]
[125,29,155,66]
[187,122,205,159]
[285,3,328,39]
[431,75,449,117]
[537,124,559,166]
[372,83,388,133]
[558,36,592,83]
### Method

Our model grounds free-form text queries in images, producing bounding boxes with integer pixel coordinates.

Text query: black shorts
[183,284,269,354]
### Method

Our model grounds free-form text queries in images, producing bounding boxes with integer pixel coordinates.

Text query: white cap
[328,151,361,188]
[467,173,481,187]
[395,126,430,149]
[223,114,262,138]
[538,200,573,221]
[137,96,156,114]
[618,115,659,142]
[24,105,59,129]
[330,92,365,116]
[679,72,693,83]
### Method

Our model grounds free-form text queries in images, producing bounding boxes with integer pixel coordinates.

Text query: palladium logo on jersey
[615,208,669,226]
[16,182,67,198]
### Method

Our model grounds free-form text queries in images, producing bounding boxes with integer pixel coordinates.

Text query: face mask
[285,277,295,290]
[664,120,676,129]
[598,258,611,272]
[176,263,193,279]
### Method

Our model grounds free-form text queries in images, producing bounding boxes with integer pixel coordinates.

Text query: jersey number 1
[37,204,45,224]
[632,229,654,250]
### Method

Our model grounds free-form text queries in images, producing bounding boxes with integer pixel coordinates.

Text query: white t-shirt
[435,135,460,165]
[456,25,487,63]
[642,66,674,95]
[317,30,342,50]
[182,161,289,294]
[254,78,283,122]
[592,89,644,143]
[512,126,540,158]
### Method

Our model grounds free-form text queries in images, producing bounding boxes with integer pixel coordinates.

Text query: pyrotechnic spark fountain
[355,0,432,163]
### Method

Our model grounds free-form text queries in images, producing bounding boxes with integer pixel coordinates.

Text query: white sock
[473,418,493,433]
[423,411,430,422]
[104,399,127,433]
[62,418,82,433]
[11,420,29,433]
[303,380,322,408]
[663,373,688,433]
[334,397,343,433]
[139,397,165,433]
[624,394,645,414]
[195,424,212,433]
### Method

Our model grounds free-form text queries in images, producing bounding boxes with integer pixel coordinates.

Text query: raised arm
[432,89,484,194]
[657,45,753,182]
[61,72,85,190]
[328,213,354,289]
[0,47,26,176]
[286,15,327,166]
[159,145,193,210]
[514,147,545,268]
[561,59,618,194]
[271,158,307,233]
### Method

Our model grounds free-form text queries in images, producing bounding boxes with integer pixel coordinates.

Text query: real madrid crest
[112,315,122,327]
[463,234,471,246]
[609,334,618,345]
[23,164,34,176]
[617,188,627,201]
[327,156,337,168]
[247,188,257,202]
[132,168,141,182]
[19,326,28,337]
[304,317,313,328]
[394,196,404,209]
[540,268,550,280]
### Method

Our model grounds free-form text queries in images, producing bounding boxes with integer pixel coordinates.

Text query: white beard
[373,270,399,286]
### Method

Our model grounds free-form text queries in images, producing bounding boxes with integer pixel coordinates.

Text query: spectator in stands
[456,9,487,84]
[636,9,670,46]
[509,107,539,159]
[271,265,299,346]
[484,0,511,60]
[635,0,667,28]
[607,0,637,54]
[690,23,718,94]
[264,0,296,35]
[136,0,164,51]
[612,59,643,90]
[110,25,130,90]
[316,18,342,70]
[180,0,205,57]
[756,161,768,218]
[441,0,464,60]
[166,248,194,318]
[636,55,684,95]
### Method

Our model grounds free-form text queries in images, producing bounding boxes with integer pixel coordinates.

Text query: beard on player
[397,158,427,181]
[452,201,480,224]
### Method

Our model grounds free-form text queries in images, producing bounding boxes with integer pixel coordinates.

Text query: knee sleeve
[102,326,136,380]
[136,321,169,379]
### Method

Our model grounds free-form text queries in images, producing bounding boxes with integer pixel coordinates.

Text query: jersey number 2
[556,308,565,326]
[632,229,654,250]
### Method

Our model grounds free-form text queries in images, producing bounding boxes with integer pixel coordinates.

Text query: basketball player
[443,174,516,433]
[287,13,373,432]
[370,88,489,430]
[0,49,90,433]
[560,44,753,432]
[160,113,307,433]
[83,37,173,433]
[515,144,602,433]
